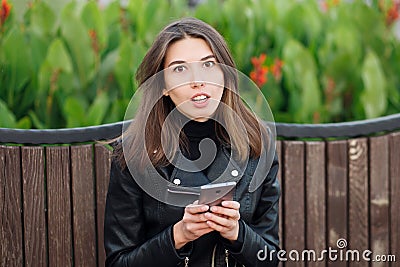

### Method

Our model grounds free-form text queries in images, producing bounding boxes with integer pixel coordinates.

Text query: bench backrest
[1,132,399,266]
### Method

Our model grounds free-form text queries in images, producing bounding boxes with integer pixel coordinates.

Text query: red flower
[270,59,284,81]
[386,0,400,26]
[250,54,269,88]
[0,0,12,26]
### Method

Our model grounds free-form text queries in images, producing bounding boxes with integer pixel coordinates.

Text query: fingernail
[203,205,209,211]
[210,206,217,212]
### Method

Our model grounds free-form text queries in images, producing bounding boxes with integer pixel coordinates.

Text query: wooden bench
[1,114,399,266]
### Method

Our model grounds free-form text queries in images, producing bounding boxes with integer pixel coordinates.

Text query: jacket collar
[158,145,246,185]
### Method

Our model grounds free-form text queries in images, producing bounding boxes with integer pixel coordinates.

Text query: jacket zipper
[184,256,189,267]
[211,244,217,267]
[225,249,229,267]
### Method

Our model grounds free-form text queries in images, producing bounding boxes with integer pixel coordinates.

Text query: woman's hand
[173,202,213,249]
[204,201,241,241]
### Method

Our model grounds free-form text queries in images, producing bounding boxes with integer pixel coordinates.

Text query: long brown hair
[116,17,267,170]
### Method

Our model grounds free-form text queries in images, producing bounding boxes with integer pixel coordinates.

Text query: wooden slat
[306,142,326,266]
[348,138,368,267]
[389,132,400,260]
[370,136,390,267]
[46,146,72,266]
[71,145,97,267]
[0,146,23,266]
[327,141,347,267]
[283,141,305,267]
[21,147,47,266]
[276,141,284,267]
[95,144,112,267]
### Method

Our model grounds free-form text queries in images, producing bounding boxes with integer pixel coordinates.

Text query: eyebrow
[167,55,215,67]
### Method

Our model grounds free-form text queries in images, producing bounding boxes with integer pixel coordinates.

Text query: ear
[162,89,169,96]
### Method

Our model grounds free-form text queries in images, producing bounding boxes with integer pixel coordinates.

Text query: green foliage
[0,0,399,128]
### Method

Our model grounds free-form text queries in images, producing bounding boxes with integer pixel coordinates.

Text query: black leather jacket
[104,145,280,267]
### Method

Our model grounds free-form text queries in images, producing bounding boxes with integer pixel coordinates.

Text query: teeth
[192,95,208,101]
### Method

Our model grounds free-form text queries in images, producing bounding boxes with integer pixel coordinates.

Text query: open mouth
[191,93,210,103]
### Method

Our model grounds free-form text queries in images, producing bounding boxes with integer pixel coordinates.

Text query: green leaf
[16,116,32,129]
[63,97,87,128]
[283,39,322,122]
[114,36,136,99]
[30,1,57,36]
[60,2,95,88]
[81,1,108,52]
[0,99,16,128]
[38,38,73,98]
[86,92,109,126]
[2,26,32,95]
[45,38,73,73]
[28,111,45,129]
[360,50,387,118]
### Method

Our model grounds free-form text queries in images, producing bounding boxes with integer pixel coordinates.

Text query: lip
[190,92,211,108]
[191,92,211,100]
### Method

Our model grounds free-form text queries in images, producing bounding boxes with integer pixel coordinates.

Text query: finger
[186,222,212,232]
[209,206,240,220]
[204,212,235,228]
[185,204,209,215]
[221,201,240,210]
[184,212,208,223]
[196,227,215,236]
[206,220,232,233]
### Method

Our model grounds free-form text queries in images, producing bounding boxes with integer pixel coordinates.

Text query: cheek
[168,90,187,106]
[213,86,225,101]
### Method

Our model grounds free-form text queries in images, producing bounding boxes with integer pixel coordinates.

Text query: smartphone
[198,181,236,206]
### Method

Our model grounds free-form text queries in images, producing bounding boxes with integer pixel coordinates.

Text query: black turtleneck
[181,119,219,160]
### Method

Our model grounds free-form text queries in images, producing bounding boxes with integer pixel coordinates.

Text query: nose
[190,81,205,88]
[190,67,205,89]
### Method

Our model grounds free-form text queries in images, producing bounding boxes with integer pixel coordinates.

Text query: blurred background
[1,0,399,129]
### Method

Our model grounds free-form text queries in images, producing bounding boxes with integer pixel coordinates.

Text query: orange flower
[386,0,400,26]
[251,53,267,69]
[320,0,340,12]
[250,66,269,88]
[0,0,12,26]
[88,29,100,54]
[270,58,284,81]
[250,54,269,88]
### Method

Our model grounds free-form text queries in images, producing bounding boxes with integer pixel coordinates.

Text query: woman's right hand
[173,202,213,249]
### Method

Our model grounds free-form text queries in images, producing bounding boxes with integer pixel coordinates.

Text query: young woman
[104,17,280,267]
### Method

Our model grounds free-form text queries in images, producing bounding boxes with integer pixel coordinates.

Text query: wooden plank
[46,146,72,266]
[0,146,23,266]
[370,136,390,267]
[21,147,47,266]
[389,132,400,261]
[348,138,368,267]
[327,141,347,267]
[283,141,305,267]
[276,141,284,267]
[71,145,97,267]
[306,142,326,266]
[95,144,112,267]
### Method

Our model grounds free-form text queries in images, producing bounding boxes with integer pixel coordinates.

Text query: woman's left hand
[204,201,241,241]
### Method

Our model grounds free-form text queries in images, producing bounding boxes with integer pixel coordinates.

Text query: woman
[104,17,280,267]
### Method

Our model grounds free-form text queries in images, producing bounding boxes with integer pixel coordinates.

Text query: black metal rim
[1,113,400,144]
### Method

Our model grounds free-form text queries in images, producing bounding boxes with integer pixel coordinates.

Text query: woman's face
[163,37,224,122]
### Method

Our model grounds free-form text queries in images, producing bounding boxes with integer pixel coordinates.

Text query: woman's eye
[203,61,215,68]
[173,65,186,73]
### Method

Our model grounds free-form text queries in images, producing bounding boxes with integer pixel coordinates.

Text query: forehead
[164,38,214,66]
